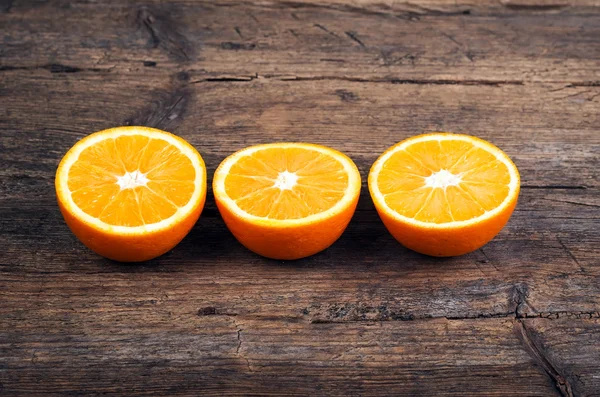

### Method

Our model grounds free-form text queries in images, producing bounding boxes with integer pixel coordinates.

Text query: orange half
[213,143,361,259]
[55,126,206,261]
[369,133,520,256]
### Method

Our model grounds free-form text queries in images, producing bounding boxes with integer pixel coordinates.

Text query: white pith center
[116,170,149,190]
[424,169,462,189]
[273,170,298,191]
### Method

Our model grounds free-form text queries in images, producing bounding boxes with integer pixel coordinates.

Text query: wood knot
[220,42,256,51]
[334,89,359,103]
[198,306,218,316]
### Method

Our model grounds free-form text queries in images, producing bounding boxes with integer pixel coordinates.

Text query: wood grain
[1,0,600,395]
[2,0,600,83]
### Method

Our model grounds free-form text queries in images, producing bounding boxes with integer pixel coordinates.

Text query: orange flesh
[377,139,511,223]
[67,135,196,227]
[224,147,348,220]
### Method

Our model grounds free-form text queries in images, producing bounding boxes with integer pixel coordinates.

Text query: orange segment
[146,180,195,208]
[369,133,520,257]
[229,154,279,179]
[414,187,455,223]
[70,182,120,217]
[223,174,276,200]
[445,185,486,221]
[135,185,179,224]
[98,189,145,227]
[213,143,361,260]
[55,126,206,262]
[67,161,121,192]
[384,187,432,219]
[235,187,282,218]
[459,182,510,211]
[293,183,346,215]
[113,135,151,172]
[378,171,427,195]
[381,150,431,177]
[76,138,126,176]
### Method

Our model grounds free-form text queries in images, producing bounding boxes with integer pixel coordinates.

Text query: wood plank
[0,71,598,322]
[1,0,600,83]
[2,2,599,394]
[3,307,597,395]
[0,314,565,396]
[1,71,599,188]
[518,317,600,396]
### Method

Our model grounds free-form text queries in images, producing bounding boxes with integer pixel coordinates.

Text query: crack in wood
[541,197,600,209]
[234,26,244,39]
[231,318,252,372]
[345,31,366,48]
[304,309,600,323]
[314,23,340,38]
[220,42,256,51]
[435,29,475,62]
[301,297,600,324]
[553,89,597,102]
[501,2,570,11]
[478,247,501,272]
[0,64,105,73]
[3,63,599,89]
[189,74,524,86]
[235,329,242,355]
[155,95,185,127]
[320,58,345,63]
[557,238,585,273]
[279,76,523,86]
[191,75,256,83]
[515,319,575,397]
[248,12,259,23]
[510,283,538,318]
[569,81,600,87]
[301,282,599,324]
[521,185,588,190]
[401,2,471,16]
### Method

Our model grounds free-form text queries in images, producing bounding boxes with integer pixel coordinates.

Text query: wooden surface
[1,0,599,395]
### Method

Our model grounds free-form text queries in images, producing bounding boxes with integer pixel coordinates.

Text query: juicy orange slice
[369,133,520,256]
[213,143,361,260]
[55,126,206,262]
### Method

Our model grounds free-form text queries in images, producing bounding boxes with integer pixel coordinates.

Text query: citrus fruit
[213,143,361,260]
[55,126,206,262]
[368,133,520,257]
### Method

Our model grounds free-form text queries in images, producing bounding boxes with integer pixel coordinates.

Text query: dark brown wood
[2,0,600,84]
[1,0,599,395]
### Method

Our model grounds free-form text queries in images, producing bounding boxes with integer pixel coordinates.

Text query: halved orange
[213,143,361,260]
[55,126,206,262]
[369,133,520,257]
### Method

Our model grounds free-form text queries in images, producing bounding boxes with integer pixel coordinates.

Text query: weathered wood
[2,0,600,395]
[2,308,599,396]
[0,313,571,396]
[517,317,600,396]
[1,0,600,83]
[1,71,599,187]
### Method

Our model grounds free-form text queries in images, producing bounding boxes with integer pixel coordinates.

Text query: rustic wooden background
[1,0,599,395]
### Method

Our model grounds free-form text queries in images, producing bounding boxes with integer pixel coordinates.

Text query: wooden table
[1,0,599,395]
